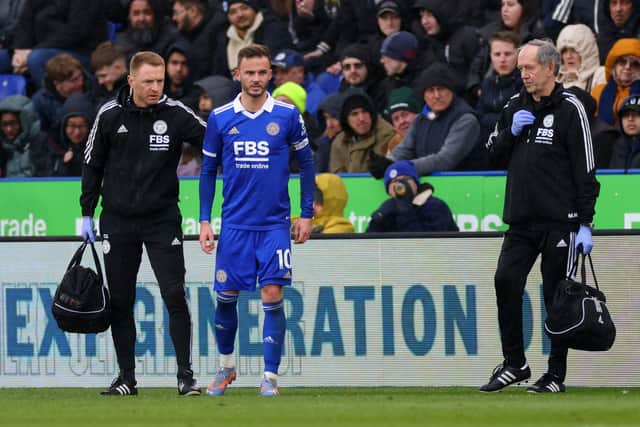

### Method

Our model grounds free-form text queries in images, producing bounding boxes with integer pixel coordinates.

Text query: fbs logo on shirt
[233,140,269,157]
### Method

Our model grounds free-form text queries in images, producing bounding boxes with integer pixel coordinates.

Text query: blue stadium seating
[0,74,27,100]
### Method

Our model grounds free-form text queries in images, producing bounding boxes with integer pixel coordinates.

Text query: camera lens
[392,181,407,197]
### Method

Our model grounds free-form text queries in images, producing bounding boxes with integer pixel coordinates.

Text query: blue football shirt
[200,93,314,230]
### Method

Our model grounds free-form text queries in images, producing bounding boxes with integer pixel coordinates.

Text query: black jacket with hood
[81,84,206,218]
[486,84,600,228]
[596,0,640,64]
[50,93,95,176]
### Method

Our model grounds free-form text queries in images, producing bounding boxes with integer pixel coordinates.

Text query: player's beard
[245,83,266,98]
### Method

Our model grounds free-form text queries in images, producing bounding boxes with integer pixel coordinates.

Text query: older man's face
[423,86,453,113]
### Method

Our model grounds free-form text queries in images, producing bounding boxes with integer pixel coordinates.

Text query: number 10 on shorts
[276,249,291,269]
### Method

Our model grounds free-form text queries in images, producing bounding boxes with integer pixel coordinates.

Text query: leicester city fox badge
[266,122,280,136]
[216,269,227,283]
[153,120,168,134]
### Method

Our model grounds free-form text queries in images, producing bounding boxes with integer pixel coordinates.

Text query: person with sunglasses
[337,44,386,114]
[591,38,640,126]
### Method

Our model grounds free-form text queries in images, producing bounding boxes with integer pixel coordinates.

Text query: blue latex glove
[510,110,535,136]
[81,216,96,242]
[575,225,593,254]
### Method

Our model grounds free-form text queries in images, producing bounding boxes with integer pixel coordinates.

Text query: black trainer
[100,376,138,396]
[178,370,201,396]
[479,362,531,392]
[527,373,565,393]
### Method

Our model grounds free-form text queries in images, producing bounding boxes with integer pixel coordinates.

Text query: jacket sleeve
[565,97,600,223]
[177,102,207,147]
[411,114,480,176]
[485,100,517,169]
[80,105,111,217]
[12,1,36,48]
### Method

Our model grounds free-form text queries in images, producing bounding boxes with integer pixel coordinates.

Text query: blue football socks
[262,299,286,374]
[215,292,238,356]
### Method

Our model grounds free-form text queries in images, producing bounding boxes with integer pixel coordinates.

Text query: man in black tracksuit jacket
[80,51,206,396]
[480,40,600,394]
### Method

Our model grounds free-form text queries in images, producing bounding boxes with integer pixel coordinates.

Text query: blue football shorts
[213,227,293,292]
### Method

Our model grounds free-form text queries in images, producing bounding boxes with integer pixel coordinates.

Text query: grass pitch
[1,387,638,427]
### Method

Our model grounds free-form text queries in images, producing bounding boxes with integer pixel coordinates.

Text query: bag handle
[580,253,599,291]
[66,241,104,285]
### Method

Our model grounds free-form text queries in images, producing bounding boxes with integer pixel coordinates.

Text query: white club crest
[266,122,280,136]
[543,114,554,128]
[153,120,168,134]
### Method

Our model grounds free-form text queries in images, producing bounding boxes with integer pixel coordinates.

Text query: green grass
[0,387,638,427]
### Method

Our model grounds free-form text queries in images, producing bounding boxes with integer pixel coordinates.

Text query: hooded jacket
[596,0,640,64]
[330,91,400,173]
[486,84,600,228]
[164,41,201,111]
[49,93,95,176]
[80,84,206,217]
[311,173,355,233]
[0,95,49,177]
[412,0,481,93]
[556,24,600,92]
[313,92,344,173]
[591,38,640,125]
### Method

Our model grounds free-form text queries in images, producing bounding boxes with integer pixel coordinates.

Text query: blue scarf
[598,79,640,125]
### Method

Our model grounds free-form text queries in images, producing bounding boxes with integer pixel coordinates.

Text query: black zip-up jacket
[81,85,206,218]
[486,83,600,228]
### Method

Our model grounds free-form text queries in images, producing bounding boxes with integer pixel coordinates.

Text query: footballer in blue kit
[198,44,315,397]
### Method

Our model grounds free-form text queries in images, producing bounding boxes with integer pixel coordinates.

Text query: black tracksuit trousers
[494,226,578,382]
[100,207,192,380]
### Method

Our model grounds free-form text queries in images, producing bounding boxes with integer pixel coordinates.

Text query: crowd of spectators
[0,0,639,183]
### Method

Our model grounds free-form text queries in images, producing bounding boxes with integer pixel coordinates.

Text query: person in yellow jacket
[591,38,640,126]
[292,173,355,233]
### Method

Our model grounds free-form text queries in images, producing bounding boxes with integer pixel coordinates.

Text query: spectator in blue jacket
[366,160,458,232]
[271,48,327,119]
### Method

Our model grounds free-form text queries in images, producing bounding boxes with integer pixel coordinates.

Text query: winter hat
[386,86,422,115]
[619,94,640,116]
[380,31,417,62]
[416,62,456,94]
[272,49,304,69]
[384,160,419,193]
[225,0,259,12]
[377,0,401,16]
[272,81,307,113]
[339,88,376,133]
[340,43,370,64]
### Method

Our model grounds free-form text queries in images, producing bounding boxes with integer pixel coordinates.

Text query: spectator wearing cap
[411,0,480,96]
[338,43,386,115]
[114,0,182,62]
[5,0,107,89]
[171,0,227,80]
[211,0,292,77]
[592,38,640,126]
[366,160,458,233]
[272,48,327,118]
[329,89,401,173]
[476,31,522,139]
[313,92,343,172]
[610,94,640,169]
[357,0,408,67]
[378,31,423,114]
[272,81,322,172]
[385,86,422,138]
[370,63,483,178]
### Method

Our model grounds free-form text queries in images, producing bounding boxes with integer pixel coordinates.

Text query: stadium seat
[0,74,27,100]
[107,21,123,43]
